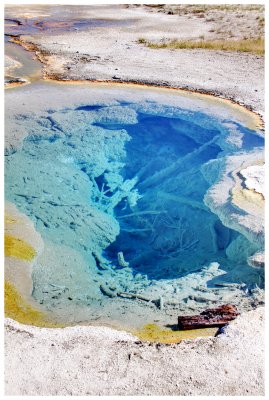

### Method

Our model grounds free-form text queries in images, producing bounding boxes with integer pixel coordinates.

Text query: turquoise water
[5,100,264,326]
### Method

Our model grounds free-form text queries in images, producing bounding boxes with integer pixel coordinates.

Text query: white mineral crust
[240,164,264,197]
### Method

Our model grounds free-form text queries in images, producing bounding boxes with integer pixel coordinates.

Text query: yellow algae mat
[4,214,62,328]
[5,234,36,261]
[135,323,218,344]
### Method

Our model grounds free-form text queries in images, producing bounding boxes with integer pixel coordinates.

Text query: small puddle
[4,10,136,37]
[5,40,43,83]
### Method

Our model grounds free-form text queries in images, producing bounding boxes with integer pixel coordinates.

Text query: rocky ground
[5,307,264,396]
[5,4,264,114]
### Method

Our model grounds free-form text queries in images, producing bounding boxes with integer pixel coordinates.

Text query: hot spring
[5,83,264,329]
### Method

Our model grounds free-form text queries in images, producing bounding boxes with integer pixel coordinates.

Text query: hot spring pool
[5,83,264,329]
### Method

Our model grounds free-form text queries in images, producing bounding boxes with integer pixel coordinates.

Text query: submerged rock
[117,251,129,268]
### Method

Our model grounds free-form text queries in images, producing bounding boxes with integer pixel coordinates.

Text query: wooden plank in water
[178,304,240,330]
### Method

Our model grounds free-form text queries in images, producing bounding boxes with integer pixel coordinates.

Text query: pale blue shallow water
[5,100,264,324]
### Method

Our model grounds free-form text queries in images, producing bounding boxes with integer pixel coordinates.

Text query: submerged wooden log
[178,304,240,330]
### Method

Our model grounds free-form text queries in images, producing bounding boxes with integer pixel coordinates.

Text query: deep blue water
[5,101,264,318]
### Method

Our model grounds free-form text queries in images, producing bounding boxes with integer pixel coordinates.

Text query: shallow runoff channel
[5,81,264,331]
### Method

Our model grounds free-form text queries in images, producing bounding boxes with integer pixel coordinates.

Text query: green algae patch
[135,323,218,344]
[5,234,36,261]
[5,280,64,328]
